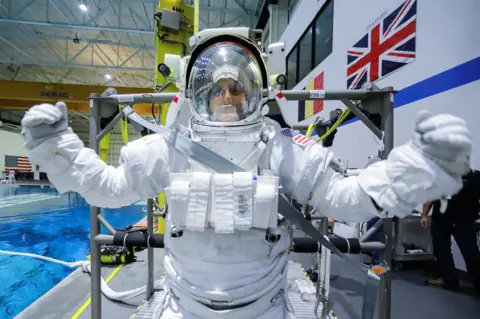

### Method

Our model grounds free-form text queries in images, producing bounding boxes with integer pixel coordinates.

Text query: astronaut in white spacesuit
[21,31,471,318]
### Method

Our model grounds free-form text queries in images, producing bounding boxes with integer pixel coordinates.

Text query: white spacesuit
[21,30,472,318]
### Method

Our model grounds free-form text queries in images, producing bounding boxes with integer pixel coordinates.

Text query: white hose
[152,291,168,319]
[0,250,86,268]
[0,249,164,303]
[81,263,165,302]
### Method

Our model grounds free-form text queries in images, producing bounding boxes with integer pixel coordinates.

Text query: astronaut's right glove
[21,102,72,150]
[357,110,471,218]
[21,102,85,181]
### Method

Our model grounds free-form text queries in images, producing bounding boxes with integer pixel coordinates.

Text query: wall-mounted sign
[40,92,69,98]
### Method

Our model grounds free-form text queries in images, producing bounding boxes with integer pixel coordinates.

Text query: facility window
[286,47,298,89]
[298,26,313,81]
[314,0,334,67]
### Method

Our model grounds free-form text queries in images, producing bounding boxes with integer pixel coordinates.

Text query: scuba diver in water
[20,29,472,318]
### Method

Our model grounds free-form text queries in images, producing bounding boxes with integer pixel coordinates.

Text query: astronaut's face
[208,78,246,122]
[189,41,263,125]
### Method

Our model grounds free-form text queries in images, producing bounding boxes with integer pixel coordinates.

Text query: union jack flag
[347,0,417,89]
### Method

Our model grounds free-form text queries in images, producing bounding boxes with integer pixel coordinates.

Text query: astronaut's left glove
[357,110,471,218]
[410,110,471,176]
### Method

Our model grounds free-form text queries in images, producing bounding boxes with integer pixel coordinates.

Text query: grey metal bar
[96,109,126,143]
[341,99,383,139]
[97,214,117,235]
[282,89,375,101]
[88,94,102,319]
[379,88,395,319]
[362,270,381,319]
[146,198,155,299]
[95,234,115,245]
[359,218,384,243]
[95,92,177,105]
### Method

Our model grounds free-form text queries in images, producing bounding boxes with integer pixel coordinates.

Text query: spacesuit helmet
[188,41,263,126]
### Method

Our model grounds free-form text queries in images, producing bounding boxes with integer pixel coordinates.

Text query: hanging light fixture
[79,1,88,12]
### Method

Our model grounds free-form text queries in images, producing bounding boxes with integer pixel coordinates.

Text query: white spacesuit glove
[357,110,472,218]
[21,102,72,150]
[410,110,471,176]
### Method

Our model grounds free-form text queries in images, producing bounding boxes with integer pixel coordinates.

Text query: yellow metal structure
[153,0,196,234]
[0,80,155,116]
[99,133,111,162]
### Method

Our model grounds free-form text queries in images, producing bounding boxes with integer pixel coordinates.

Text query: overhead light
[104,73,112,80]
[79,2,87,12]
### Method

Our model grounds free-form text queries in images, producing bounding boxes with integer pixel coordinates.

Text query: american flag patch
[293,135,313,146]
[280,128,300,138]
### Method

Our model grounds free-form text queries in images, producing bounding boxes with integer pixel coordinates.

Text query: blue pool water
[0,186,147,319]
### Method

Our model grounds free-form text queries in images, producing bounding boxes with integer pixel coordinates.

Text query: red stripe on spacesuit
[293,135,312,145]
[276,92,285,99]
[173,96,179,104]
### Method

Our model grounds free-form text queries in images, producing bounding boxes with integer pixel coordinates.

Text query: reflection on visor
[188,42,263,125]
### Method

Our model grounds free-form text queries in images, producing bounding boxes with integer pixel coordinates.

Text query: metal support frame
[86,85,395,319]
[284,85,395,319]
[88,93,102,319]
[87,88,169,319]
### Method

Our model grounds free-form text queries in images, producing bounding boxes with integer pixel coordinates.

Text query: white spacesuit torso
[160,117,292,318]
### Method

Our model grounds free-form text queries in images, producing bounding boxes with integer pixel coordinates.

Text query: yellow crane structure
[153,0,197,234]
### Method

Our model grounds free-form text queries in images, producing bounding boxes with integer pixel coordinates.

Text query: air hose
[308,107,352,142]
[0,250,164,303]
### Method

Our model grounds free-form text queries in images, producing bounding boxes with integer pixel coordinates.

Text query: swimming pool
[0,186,147,319]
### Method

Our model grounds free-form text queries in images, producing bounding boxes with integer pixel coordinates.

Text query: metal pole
[97,214,117,235]
[146,198,154,299]
[341,99,383,139]
[89,94,102,319]
[282,89,375,101]
[379,88,395,319]
[97,110,126,142]
[359,219,384,243]
[96,92,177,105]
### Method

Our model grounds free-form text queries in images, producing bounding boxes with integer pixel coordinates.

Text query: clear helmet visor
[188,42,263,124]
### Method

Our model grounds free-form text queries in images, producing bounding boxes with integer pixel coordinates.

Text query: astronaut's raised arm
[263,131,464,222]
[26,130,188,209]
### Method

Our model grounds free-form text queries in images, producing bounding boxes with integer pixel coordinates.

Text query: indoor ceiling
[0,0,264,88]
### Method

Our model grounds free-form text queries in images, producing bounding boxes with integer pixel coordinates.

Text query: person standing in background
[421,169,480,295]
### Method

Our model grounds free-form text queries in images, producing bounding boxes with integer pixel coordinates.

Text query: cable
[152,103,157,122]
